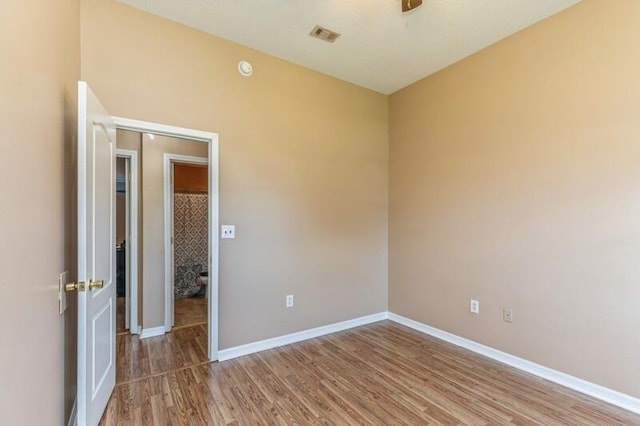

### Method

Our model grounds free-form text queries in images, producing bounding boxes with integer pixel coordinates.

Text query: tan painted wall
[81,0,389,347]
[141,134,208,328]
[0,0,80,424]
[389,0,640,398]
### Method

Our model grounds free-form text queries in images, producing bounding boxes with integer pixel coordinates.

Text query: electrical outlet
[221,225,235,239]
[470,299,480,314]
[286,294,294,308]
[503,308,513,323]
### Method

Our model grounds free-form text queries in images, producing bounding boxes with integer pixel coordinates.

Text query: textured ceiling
[118,0,581,94]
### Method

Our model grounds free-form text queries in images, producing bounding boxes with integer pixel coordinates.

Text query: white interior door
[77,81,116,425]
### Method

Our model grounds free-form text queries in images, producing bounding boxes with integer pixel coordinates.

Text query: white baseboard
[67,398,77,426]
[387,312,640,415]
[218,312,389,361]
[140,326,165,339]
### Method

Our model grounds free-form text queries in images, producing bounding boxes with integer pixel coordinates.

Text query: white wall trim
[387,312,640,415]
[112,116,220,361]
[113,116,215,142]
[115,149,139,335]
[139,326,166,339]
[218,312,389,361]
[67,398,77,426]
[163,153,208,336]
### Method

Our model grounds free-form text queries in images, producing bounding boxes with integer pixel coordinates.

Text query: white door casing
[77,81,116,425]
[112,116,219,360]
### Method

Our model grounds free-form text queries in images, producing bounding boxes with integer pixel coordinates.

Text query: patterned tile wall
[174,192,208,298]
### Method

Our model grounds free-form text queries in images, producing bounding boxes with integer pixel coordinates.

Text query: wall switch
[286,294,294,308]
[58,271,69,315]
[503,308,513,323]
[221,225,235,239]
[470,299,480,314]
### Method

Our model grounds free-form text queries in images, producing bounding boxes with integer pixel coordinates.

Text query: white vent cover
[309,25,341,43]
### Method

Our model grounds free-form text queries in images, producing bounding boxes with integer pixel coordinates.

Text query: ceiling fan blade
[402,0,423,12]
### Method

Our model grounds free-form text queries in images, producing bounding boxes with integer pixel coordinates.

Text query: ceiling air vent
[309,25,341,43]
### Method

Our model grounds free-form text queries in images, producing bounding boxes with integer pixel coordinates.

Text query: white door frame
[115,149,139,335]
[111,116,220,361]
[164,154,208,331]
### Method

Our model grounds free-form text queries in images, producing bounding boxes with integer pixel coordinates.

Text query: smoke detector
[309,25,341,43]
[238,60,253,77]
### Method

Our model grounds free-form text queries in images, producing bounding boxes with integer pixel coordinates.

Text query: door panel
[91,300,112,397]
[77,81,116,426]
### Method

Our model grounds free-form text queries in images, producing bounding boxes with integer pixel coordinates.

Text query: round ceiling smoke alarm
[238,60,253,77]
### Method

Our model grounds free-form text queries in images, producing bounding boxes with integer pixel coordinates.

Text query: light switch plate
[58,271,69,315]
[221,225,235,239]
[469,299,479,314]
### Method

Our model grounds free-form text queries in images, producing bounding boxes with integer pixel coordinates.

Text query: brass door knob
[89,280,104,290]
[65,282,85,292]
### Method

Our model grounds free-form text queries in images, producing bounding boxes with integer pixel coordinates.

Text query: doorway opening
[168,159,209,331]
[113,117,219,361]
[115,149,139,336]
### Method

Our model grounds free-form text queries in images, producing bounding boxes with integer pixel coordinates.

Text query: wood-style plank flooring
[116,297,127,334]
[101,321,640,425]
[116,324,209,385]
[175,296,207,328]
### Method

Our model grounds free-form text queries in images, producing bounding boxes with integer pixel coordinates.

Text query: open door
[75,81,116,425]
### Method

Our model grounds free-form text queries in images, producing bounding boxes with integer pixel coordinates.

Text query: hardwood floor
[174,296,207,328]
[116,324,208,385]
[116,297,127,334]
[101,321,640,425]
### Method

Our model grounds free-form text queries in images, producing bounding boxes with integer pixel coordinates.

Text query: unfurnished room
[2,0,640,425]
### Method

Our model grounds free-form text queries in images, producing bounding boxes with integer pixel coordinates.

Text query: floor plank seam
[116,360,214,387]
[171,321,207,331]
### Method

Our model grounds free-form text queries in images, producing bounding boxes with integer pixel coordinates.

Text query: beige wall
[0,0,80,424]
[82,0,389,347]
[141,134,208,328]
[389,0,640,398]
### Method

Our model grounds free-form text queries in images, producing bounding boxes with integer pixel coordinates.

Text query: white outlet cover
[221,225,235,239]
[470,299,480,314]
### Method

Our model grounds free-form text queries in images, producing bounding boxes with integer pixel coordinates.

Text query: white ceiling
[118,0,581,94]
